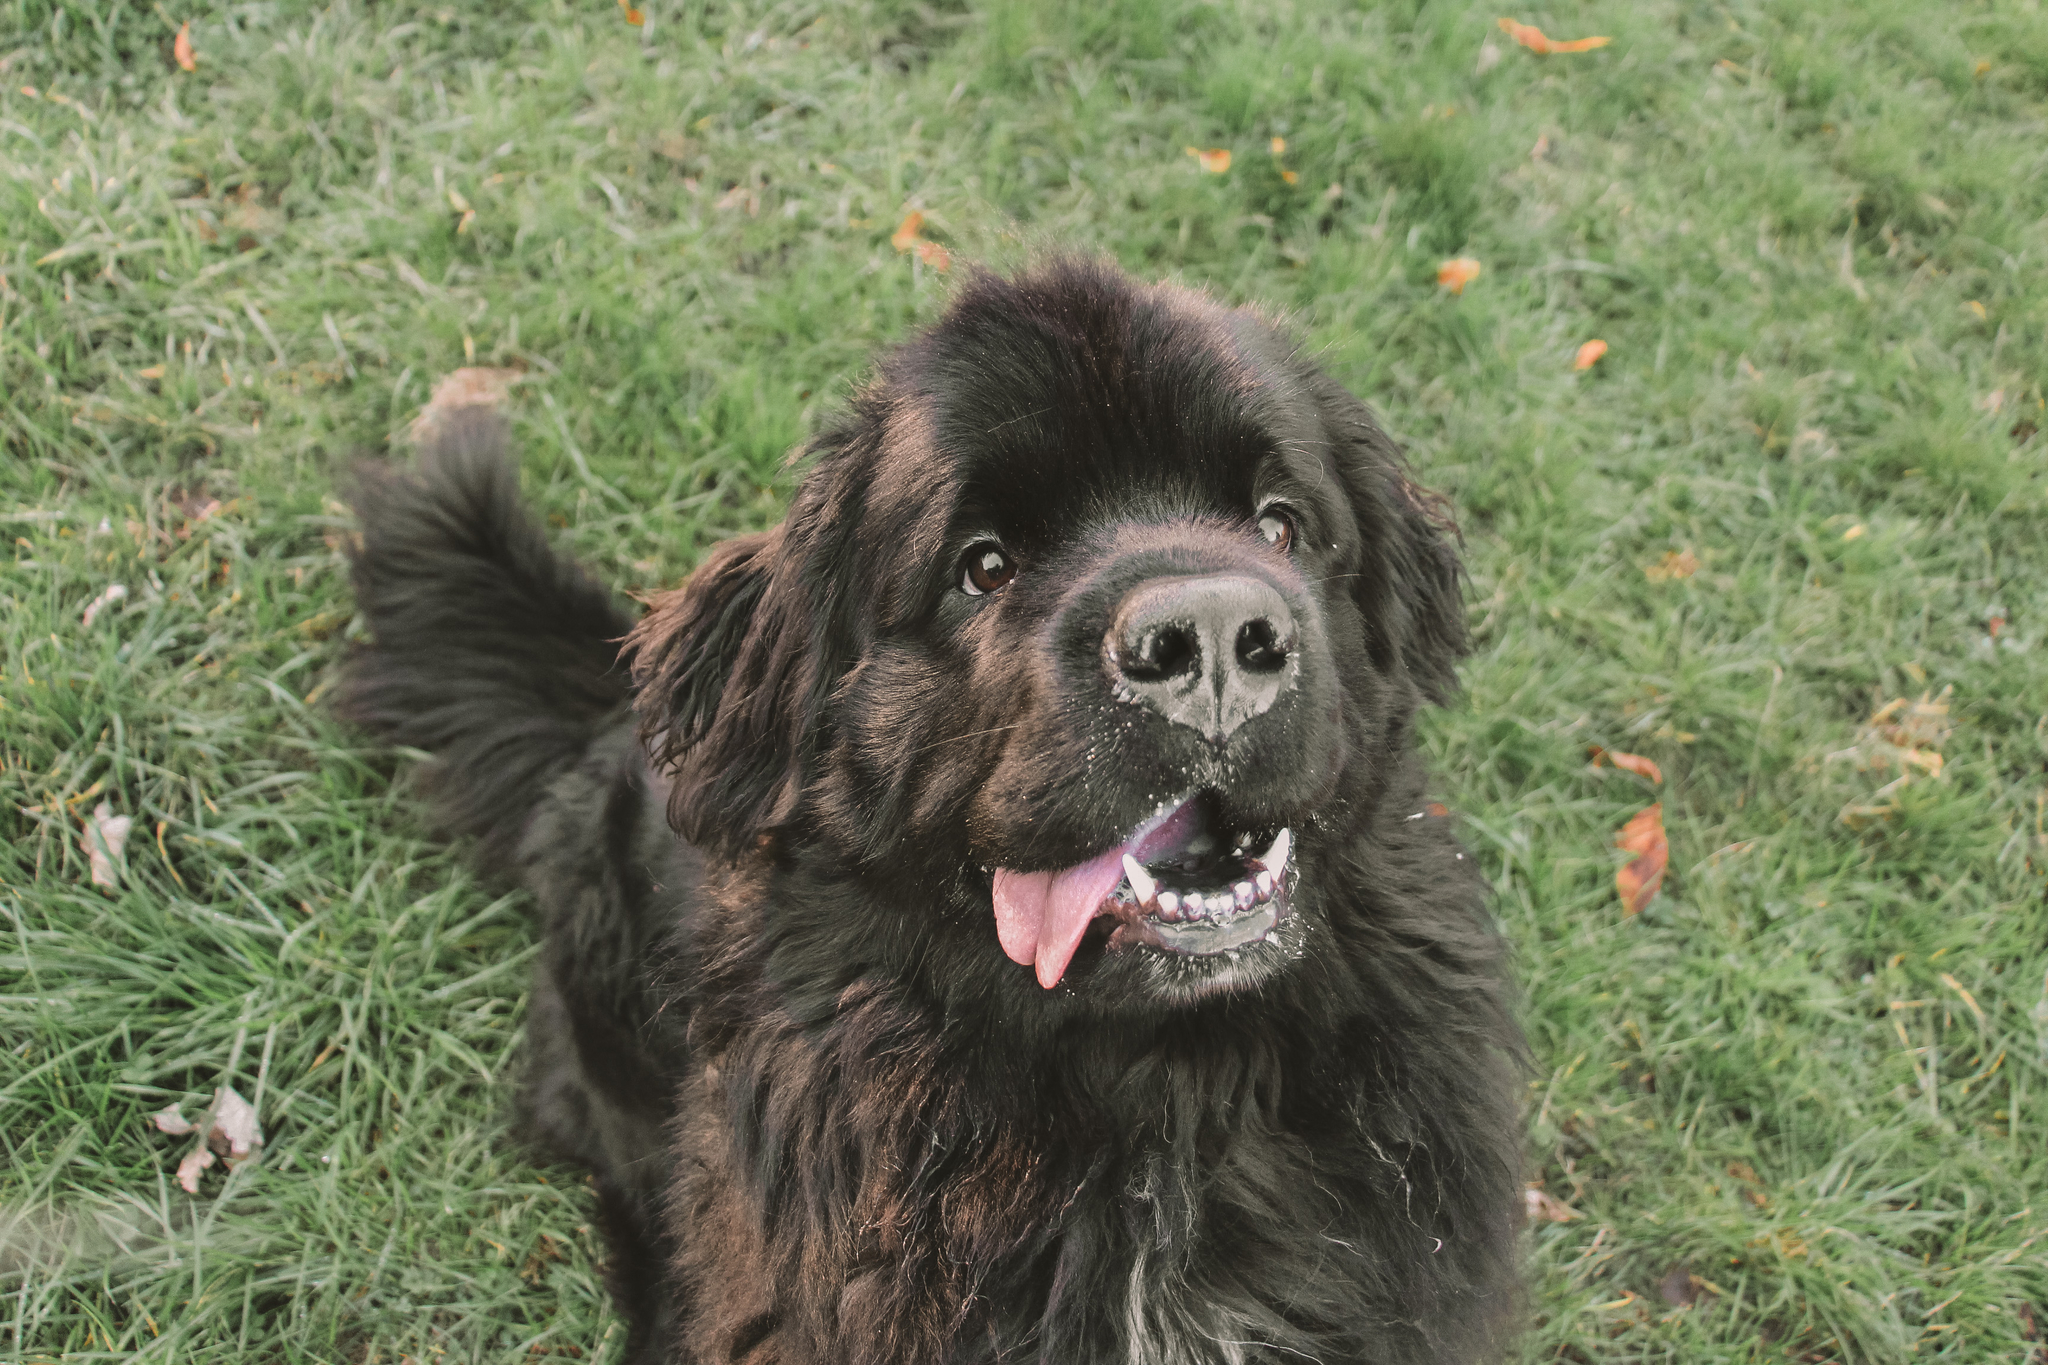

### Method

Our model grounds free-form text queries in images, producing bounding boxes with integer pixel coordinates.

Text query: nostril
[1124,622,1199,682]
[1236,618,1289,673]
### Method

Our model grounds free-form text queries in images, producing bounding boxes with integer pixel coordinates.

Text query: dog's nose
[1104,575,1298,743]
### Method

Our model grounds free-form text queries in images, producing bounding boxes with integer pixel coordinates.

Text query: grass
[3,0,2046,1359]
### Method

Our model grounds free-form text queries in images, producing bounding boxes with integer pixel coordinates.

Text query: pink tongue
[992,846,1130,990]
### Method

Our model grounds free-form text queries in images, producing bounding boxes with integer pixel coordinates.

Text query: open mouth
[993,792,1295,989]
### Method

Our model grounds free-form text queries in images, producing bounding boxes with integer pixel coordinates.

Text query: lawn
[4,0,2046,1360]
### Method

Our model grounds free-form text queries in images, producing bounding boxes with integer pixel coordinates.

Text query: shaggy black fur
[340,260,1525,1365]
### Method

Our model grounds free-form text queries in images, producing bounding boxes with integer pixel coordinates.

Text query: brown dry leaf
[1573,339,1608,371]
[1497,17,1611,54]
[915,240,950,272]
[82,801,132,889]
[1643,548,1701,582]
[409,366,523,444]
[1436,257,1481,294]
[890,210,926,252]
[1831,688,1951,785]
[1184,147,1232,174]
[161,1086,264,1194]
[1589,747,1663,784]
[174,20,197,71]
[1614,803,1667,916]
[1523,1185,1584,1222]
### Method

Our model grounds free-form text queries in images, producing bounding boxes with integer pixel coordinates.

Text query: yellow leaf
[1184,147,1232,174]
[1573,339,1608,370]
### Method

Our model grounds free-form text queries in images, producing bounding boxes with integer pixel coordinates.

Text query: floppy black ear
[1306,371,1470,704]
[624,523,834,858]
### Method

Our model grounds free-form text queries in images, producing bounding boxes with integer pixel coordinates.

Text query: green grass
[4,0,2046,1359]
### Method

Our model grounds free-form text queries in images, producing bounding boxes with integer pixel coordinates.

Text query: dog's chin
[1057,903,1311,1006]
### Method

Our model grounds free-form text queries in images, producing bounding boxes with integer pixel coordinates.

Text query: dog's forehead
[868,275,1326,541]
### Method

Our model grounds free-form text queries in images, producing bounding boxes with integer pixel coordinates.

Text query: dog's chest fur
[664,875,1509,1365]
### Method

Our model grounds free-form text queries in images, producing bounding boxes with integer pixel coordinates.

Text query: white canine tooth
[1260,827,1292,877]
[1121,854,1157,905]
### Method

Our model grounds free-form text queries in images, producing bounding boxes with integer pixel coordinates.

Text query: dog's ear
[624,518,841,858]
[1307,371,1469,704]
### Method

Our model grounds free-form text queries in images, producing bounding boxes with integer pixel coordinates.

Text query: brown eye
[1257,508,1296,553]
[960,543,1017,596]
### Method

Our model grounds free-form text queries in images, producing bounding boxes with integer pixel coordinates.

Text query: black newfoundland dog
[340,259,1523,1364]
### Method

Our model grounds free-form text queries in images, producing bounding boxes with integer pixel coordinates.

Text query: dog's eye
[1257,508,1296,554]
[960,543,1018,596]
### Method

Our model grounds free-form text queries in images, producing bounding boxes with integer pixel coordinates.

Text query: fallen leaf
[1184,146,1232,174]
[1524,1185,1584,1222]
[1497,17,1611,54]
[81,583,126,628]
[1436,257,1481,294]
[914,240,950,272]
[162,1086,265,1194]
[83,801,132,890]
[1643,548,1700,582]
[616,0,643,23]
[1269,137,1286,155]
[174,20,197,71]
[1475,39,1504,75]
[139,365,166,380]
[1530,133,1551,159]
[1573,339,1608,371]
[1427,802,1449,817]
[1589,747,1663,783]
[1614,803,1667,916]
[1280,169,1300,185]
[408,366,523,443]
[1988,615,2004,639]
[890,210,925,252]
[1842,523,1866,541]
[153,1105,196,1136]
[1966,300,1987,321]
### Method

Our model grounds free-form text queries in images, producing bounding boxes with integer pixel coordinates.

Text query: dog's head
[628,261,1466,1006]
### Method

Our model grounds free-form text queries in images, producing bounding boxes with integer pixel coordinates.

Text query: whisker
[909,723,1022,755]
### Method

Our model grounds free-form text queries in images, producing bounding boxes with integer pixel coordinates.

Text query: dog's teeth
[1156,891,1180,921]
[1254,870,1274,898]
[1259,828,1292,877]
[1183,892,1206,919]
[1236,881,1258,910]
[1122,854,1157,905]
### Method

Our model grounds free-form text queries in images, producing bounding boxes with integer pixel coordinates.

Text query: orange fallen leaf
[1589,747,1663,784]
[1498,17,1611,54]
[915,240,950,272]
[1280,169,1300,185]
[1427,802,1449,817]
[173,20,197,71]
[1437,257,1481,294]
[617,0,643,23]
[1270,137,1286,155]
[1987,614,2004,639]
[1573,339,1608,370]
[1614,803,1667,916]
[1184,146,1232,174]
[1643,548,1701,582]
[890,210,925,252]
